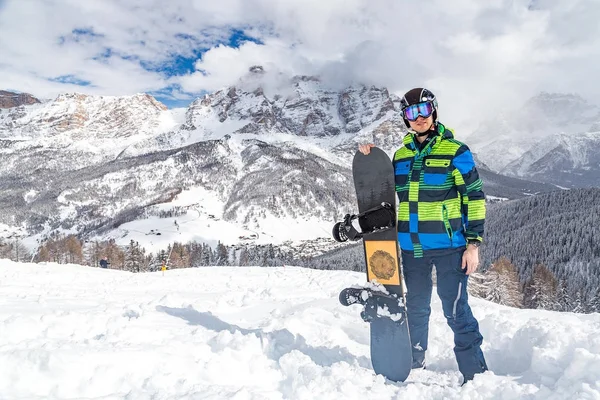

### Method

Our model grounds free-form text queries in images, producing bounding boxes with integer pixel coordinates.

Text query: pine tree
[239,247,249,266]
[467,271,485,298]
[556,280,573,312]
[82,240,103,268]
[588,289,600,313]
[146,253,160,272]
[216,242,228,266]
[571,290,585,313]
[479,257,523,308]
[201,244,211,266]
[188,242,203,268]
[262,244,276,266]
[124,240,145,272]
[524,264,559,310]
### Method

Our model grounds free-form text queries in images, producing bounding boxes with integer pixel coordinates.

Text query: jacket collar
[403,122,451,152]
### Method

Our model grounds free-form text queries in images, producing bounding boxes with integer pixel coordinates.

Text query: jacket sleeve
[452,144,485,242]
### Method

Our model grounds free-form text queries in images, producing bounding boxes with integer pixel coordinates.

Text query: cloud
[1,0,599,132]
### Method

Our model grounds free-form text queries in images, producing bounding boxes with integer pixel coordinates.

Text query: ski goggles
[403,101,435,121]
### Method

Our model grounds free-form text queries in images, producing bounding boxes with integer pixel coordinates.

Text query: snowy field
[1,261,599,400]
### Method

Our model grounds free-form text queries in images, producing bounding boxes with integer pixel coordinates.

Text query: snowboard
[335,147,412,382]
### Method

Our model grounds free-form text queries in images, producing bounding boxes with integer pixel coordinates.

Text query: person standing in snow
[99,257,109,269]
[359,88,488,384]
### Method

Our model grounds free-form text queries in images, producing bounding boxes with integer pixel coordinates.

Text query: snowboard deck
[339,147,412,382]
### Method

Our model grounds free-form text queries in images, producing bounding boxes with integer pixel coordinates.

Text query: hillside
[482,188,600,302]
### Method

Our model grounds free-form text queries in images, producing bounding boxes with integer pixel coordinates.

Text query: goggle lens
[403,102,434,121]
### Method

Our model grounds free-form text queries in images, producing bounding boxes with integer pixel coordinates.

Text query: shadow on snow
[157,305,372,370]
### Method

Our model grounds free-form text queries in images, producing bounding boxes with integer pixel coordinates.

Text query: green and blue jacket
[393,123,485,257]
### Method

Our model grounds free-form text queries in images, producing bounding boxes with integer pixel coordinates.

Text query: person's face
[408,115,434,134]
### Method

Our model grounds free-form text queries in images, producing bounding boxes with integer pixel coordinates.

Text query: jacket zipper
[442,203,453,243]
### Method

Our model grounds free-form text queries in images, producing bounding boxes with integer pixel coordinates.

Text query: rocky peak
[248,65,265,74]
[132,93,168,111]
[0,92,171,142]
[180,73,402,139]
[54,92,166,111]
[0,90,41,108]
[55,92,90,102]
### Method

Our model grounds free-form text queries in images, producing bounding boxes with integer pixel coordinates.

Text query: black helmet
[400,88,438,128]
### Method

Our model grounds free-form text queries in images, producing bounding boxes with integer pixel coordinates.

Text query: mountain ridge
[0,76,565,250]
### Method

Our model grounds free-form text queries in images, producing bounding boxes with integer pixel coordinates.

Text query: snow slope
[101,185,335,250]
[1,261,599,399]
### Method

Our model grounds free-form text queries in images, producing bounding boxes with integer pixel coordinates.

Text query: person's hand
[358,143,375,155]
[462,245,480,275]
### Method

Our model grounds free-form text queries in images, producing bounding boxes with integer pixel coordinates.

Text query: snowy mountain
[0,72,408,249]
[468,153,558,200]
[146,69,407,153]
[468,92,600,187]
[0,73,560,251]
[1,261,599,399]
[0,92,183,165]
[504,131,600,187]
[0,90,40,108]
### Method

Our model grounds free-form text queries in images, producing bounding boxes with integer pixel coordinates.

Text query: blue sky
[144,29,263,107]
[49,26,263,108]
[0,0,279,109]
[1,0,599,126]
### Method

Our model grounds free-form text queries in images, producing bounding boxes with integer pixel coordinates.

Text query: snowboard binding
[332,202,396,243]
[339,287,405,323]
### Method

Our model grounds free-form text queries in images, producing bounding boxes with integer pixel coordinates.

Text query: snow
[184,110,249,144]
[23,189,39,203]
[157,107,187,133]
[485,195,509,202]
[376,305,404,322]
[1,260,599,399]
[0,223,27,240]
[97,185,333,250]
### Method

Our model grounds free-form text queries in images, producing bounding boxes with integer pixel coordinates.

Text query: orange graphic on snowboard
[364,240,400,285]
